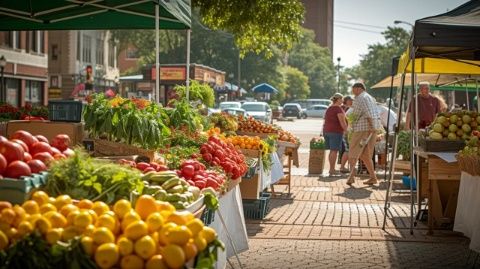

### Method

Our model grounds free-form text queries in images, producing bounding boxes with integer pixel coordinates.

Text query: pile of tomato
[177,159,225,190]
[200,136,247,180]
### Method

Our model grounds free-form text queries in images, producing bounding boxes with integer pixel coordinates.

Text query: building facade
[0,31,49,107]
[48,30,119,100]
[301,0,334,53]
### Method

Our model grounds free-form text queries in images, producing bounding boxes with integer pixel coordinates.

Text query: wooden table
[413,148,461,235]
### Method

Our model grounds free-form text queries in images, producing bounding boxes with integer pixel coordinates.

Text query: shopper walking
[347,82,382,186]
[322,93,348,176]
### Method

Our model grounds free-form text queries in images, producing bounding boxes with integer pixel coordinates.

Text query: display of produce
[177,159,226,191]
[208,113,238,133]
[427,110,480,140]
[0,192,222,269]
[0,131,74,179]
[224,135,275,170]
[310,137,325,149]
[119,159,169,173]
[200,136,248,179]
[237,116,300,144]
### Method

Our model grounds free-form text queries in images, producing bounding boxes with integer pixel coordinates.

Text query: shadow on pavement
[335,186,373,201]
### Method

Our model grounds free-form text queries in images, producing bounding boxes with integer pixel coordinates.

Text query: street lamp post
[336,57,341,92]
[393,20,414,28]
[0,56,6,103]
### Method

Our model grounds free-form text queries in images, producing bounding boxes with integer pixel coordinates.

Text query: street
[228,118,477,269]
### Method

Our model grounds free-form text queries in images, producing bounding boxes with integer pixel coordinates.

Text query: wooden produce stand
[272,141,299,195]
[413,148,461,234]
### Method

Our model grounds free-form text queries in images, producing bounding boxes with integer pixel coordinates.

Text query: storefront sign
[150,67,186,81]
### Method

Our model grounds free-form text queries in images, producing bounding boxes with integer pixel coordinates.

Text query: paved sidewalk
[227,119,479,268]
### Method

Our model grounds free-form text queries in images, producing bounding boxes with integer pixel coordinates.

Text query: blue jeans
[324,132,343,151]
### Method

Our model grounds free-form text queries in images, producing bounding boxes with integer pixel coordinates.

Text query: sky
[333,0,468,68]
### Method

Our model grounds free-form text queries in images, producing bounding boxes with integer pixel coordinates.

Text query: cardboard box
[240,174,261,199]
[309,149,325,174]
[7,120,84,146]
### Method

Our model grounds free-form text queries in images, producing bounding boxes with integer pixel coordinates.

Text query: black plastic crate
[48,100,83,122]
[201,208,216,226]
[243,192,271,220]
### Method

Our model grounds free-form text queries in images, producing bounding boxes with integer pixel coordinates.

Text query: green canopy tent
[0,0,192,102]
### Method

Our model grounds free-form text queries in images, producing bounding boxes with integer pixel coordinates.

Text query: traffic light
[85,65,93,90]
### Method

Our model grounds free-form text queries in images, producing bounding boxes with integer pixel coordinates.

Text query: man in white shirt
[377,103,397,133]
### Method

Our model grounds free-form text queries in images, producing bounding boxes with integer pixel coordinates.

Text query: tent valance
[0,0,191,30]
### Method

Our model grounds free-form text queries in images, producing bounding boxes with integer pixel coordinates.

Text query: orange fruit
[17,220,33,236]
[33,216,51,234]
[113,199,131,219]
[161,244,185,269]
[22,200,39,215]
[134,195,157,220]
[92,201,109,216]
[31,191,49,206]
[53,195,72,209]
[117,236,134,256]
[120,255,144,269]
[145,255,168,269]
[40,203,57,214]
[59,204,78,217]
[1,208,16,225]
[47,212,67,228]
[77,199,94,210]
[81,236,95,255]
[74,211,93,228]
[193,236,207,251]
[166,226,192,246]
[46,228,63,245]
[92,227,115,245]
[134,235,156,260]
[146,212,164,233]
[95,243,119,269]
[201,226,217,244]
[124,221,148,241]
[95,214,116,232]
[121,211,141,231]
[166,211,194,226]
[183,242,198,261]
[186,218,204,237]
[67,211,80,226]
[0,230,9,250]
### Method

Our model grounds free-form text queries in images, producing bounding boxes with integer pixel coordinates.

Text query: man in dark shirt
[405,82,441,130]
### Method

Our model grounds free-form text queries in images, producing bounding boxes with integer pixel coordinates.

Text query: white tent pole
[155,4,160,104]
[186,29,191,101]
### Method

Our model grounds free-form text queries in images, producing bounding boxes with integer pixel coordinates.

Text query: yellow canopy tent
[371,73,477,89]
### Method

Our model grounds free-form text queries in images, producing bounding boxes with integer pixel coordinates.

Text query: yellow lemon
[145,255,168,269]
[17,220,33,236]
[39,203,57,214]
[83,224,96,237]
[158,222,177,246]
[81,236,95,256]
[77,199,94,210]
[53,195,72,209]
[1,208,16,225]
[74,211,93,228]
[161,244,185,269]
[201,226,217,244]
[121,211,141,231]
[92,201,109,216]
[155,201,175,212]
[186,218,204,237]
[26,213,41,225]
[146,212,164,233]
[31,191,49,206]
[34,216,51,234]
[134,235,156,260]
[134,195,157,221]
[86,209,98,224]
[48,212,67,228]
[92,227,115,245]
[124,220,148,241]
[48,197,56,204]
[0,230,8,250]
[67,211,80,226]
[62,226,79,241]
[5,227,18,241]
[183,242,198,261]
[12,205,27,222]
[117,236,134,256]
[166,211,193,226]
[150,231,159,243]
[46,228,63,245]
[95,214,116,232]
[194,236,207,252]
[120,254,144,269]
[22,200,39,215]
[59,204,79,218]
[166,226,192,246]
[95,243,120,269]
[113,199,131,219]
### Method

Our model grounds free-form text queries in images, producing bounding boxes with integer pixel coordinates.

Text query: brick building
[301,0,334,53]
[0,31,48,107]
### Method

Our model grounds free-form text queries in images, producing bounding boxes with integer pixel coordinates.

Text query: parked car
[219,101,242,110]
[222,107,246,116]
[282,103,307,119]
[241,102,272,123]
[305,104,328,118]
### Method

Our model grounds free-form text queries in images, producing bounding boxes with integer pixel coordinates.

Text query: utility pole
[337,57,341,92]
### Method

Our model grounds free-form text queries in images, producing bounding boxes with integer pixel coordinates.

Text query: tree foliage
[280,66,310,100]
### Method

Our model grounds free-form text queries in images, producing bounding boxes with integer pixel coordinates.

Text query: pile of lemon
[0,192,217,269]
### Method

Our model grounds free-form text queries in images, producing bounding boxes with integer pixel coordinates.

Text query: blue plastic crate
[242,192,271,220]
[402,176,417,190]
[0,172,49,204]
[48,100,83,122]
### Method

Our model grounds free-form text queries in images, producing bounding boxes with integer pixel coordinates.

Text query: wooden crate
[92,139,157,161]
[418,137,465,152]
[240,148,262,159]
[309,149,325,174]
[239,174,261,199]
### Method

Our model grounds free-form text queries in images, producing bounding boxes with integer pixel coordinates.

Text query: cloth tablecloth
[210,185,249,268]
[454,172,480,253]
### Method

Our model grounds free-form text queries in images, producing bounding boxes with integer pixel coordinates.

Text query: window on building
[126,47,139,59]
[96,38,104,66]
[39,31,44,53]
[6,78,20,107]
[6,31,21,49]
[13,31,20,49]
[25,80,44,106]
[51,44,58,60]
[76,31,81,61]
[82,35,92,63]
[29,31,38,52]
[108,43,115,67]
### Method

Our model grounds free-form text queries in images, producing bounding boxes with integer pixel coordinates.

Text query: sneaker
[363,178,378,185]
[346,177,355,186]
[329,171,341,177]
[340,168,350,174]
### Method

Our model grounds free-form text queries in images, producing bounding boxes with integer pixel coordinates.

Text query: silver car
[241,102,272,123]
[305,104,328,118]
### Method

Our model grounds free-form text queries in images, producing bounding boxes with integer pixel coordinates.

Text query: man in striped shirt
[347,82,382,186]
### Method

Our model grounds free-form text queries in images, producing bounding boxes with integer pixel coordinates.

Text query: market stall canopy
[0,0,191,30]
[224,82,239,91]
[371,73,479,89]
[251,83,279,94]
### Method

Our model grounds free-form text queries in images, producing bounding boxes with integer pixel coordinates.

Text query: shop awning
[0,0,191,30]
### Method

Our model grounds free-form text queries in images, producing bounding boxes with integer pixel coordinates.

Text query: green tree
[280,66,310,101]
[287,29,337,99]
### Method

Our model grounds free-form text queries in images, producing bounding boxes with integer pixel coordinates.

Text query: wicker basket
[93,139,157,161]
[457,154,480,176]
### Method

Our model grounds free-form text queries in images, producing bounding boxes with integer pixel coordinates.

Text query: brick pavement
[226,119,479,268]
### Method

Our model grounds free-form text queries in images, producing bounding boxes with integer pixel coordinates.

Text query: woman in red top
[322,93,348,176]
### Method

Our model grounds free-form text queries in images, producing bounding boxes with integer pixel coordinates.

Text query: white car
[305,104,328,118]
[219,101,242,110]
[241,102,272,123]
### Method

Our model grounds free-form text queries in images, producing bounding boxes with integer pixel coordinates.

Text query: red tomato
[10,139,28,152]
[0,154,6,175]
[27,159,47,173]
[187,180,195,186]
[143,167,156,173]
[194,180,206,189]
[30,142,53,156]
[4,160,32,178]
[149,162,160,171]
[136,162,150,171]
[33,152,54,165]
[0,140,24,163]
[10,130,38,149]
[23,152,32,162]
[63,148,75,157]
[182,165,195,179]
[50,147,62,155]
[157,165,169,172]
[50,134,71,151]
[35,135,49,143]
